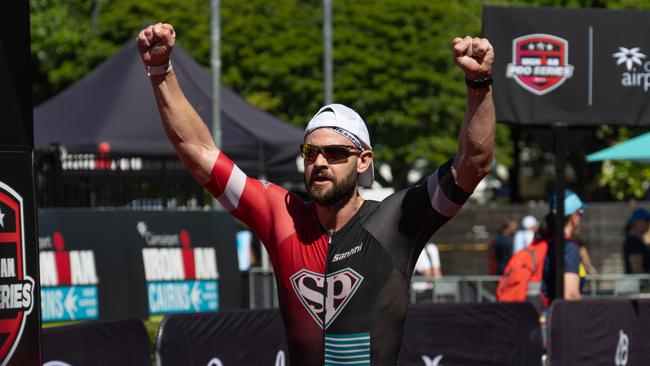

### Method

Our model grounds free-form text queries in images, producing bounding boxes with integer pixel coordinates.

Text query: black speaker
[0,1,33,149]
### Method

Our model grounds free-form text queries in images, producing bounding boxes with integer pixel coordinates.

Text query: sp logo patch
[290,268,363,329]
[0,181,35,365]
[506,33,574,95]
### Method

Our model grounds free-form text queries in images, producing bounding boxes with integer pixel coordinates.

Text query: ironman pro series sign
[506,33,575,95]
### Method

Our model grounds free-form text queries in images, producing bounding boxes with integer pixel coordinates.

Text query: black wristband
[465,76,493,89]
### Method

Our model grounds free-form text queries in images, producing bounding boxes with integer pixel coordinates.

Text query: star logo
[613,47,646,71]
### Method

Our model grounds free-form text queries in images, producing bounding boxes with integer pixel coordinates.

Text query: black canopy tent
[34,41,303,182]
[34,42,304,207]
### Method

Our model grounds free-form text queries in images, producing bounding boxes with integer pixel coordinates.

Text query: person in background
[414,242,442,278]
[577,238,598,275]
[541,190,586,302]
[623,208,650,273]
[493,219,518,275]
[236,229,253,271]
[513,215,538,254]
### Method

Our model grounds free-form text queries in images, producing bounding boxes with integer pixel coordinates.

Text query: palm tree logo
[613,47,646,71]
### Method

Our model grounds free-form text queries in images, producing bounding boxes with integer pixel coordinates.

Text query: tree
[31,0,117,105]
[33,0,512,191]
[217,0,514,189]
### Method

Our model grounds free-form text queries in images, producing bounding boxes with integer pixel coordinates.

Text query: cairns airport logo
[613,46,650,92]
[39,231,99,322]
[138,222,219,314]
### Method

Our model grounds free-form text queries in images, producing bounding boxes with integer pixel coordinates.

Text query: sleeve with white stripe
[203,153,279,247]
[426,159,471,218]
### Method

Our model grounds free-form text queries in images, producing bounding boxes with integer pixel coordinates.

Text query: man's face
[303,128,361,206]
[569,209,583,232]
[633,219,650,233]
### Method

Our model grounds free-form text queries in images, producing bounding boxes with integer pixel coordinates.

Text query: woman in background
[623,208,650,274]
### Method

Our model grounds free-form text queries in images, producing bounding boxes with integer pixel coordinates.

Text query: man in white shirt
[415,243,442,278]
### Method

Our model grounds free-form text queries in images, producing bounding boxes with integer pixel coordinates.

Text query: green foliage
[30,0,117,104]
[333,0,485,186]
[599,160,650,199]
[594,127,650,199]
[33,0,503,190]
[144,315,163,361]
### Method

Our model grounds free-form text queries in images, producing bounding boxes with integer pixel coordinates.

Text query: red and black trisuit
[205,153,469,366]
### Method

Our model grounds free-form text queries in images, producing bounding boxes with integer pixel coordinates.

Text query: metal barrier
[248,268,278,309]
[410,275,501,304]
[583,273,650,298]
[247,269,650,309]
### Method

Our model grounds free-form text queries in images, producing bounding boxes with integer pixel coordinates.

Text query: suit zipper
[323,232,333,364]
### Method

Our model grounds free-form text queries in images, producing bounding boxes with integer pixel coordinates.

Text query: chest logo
[332,243,363,262]
[290,268,363,329]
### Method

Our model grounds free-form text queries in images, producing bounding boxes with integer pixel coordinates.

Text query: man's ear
[357,150,373,173]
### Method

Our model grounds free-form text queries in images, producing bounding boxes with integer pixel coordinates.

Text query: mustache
[309,169,334,185]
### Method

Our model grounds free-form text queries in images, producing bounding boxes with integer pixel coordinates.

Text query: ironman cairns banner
[37,210,241,321]
[484,6,650,126]
[122,211,240,313]
[136,220,220,314]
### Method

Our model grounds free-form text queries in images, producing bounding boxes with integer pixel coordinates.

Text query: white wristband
[147,60,172,77]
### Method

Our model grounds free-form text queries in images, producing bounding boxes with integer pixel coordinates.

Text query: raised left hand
[452,36,494,80]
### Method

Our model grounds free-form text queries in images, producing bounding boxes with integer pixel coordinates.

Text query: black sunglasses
[300,144,361,163]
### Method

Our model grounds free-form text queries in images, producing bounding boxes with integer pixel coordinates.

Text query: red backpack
[497,239,548,304]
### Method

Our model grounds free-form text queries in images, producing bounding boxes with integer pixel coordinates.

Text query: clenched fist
[137,23,176,67]
[452,36,494,80]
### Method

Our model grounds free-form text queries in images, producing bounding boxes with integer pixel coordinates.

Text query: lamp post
[323,0,333,104]
[211,0,222,209]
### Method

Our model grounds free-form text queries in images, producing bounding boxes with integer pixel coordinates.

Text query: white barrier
[247,269,650,309]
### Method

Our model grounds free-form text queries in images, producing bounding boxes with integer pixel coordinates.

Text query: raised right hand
[137,23,176,67]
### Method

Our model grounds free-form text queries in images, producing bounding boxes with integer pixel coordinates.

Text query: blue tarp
[587,131,650,162]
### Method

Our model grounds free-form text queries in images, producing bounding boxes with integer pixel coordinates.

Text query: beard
[306,167,357,207]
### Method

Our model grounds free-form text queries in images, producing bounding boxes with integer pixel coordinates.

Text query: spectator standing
[513,215,538,254]
[236,229,253,271]
[414,243,442,278]
[493,219,518,275]
[623,208,650,274]
[577,238,598,275]
[541,190,586,302]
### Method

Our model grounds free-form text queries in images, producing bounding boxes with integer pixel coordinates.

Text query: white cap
[522,215,538,230]
[305,104,374,187]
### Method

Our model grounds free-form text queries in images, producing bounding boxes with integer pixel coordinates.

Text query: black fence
[36,148,209,209]
[42,300,650,366]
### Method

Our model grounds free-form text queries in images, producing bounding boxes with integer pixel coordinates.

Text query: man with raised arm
[138,23,495,366]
